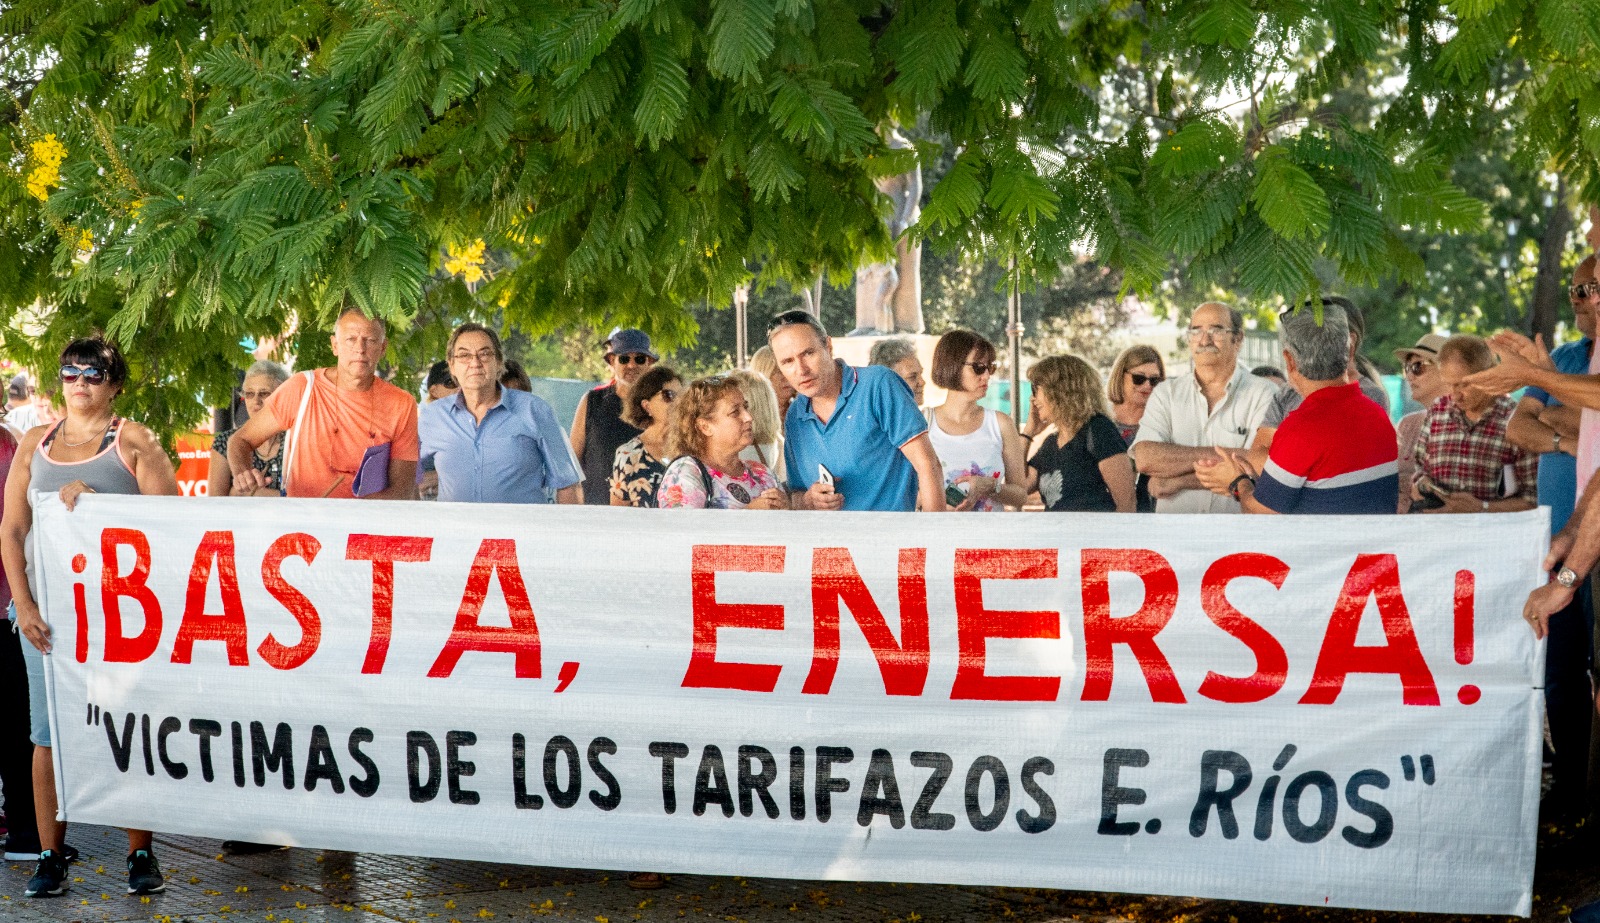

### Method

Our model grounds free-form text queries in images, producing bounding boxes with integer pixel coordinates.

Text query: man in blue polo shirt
[767,310,945,512]
[1505,253,1596,826]
[420,323,582,504]
[1195,303,1397,514]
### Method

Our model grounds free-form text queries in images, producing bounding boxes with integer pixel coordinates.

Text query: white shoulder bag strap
[278,370,316,494]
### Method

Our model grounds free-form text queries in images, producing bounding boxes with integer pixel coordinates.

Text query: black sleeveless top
[580,382,641,505]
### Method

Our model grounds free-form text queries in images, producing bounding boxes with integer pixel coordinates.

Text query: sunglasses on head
[766,309,816,333]
[610,353,653,366]
[1570,282,1600,299]
[60,365,107,385]
[1405,359,1433,377]
[1129,372,1164,386]
[966,361,995,376]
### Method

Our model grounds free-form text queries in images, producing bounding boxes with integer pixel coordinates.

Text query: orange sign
[175,432,212,497]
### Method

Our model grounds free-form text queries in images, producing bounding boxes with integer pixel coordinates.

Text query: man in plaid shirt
[1412,334,1537,513]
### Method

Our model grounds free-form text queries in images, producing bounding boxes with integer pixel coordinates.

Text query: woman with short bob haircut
[656,375,786,510]
[2,335,179,898]
[927,330,1026,511]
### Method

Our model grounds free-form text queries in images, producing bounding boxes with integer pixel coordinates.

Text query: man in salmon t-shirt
[227,307,419,499]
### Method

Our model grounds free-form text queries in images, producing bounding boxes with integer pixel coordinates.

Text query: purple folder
[351,443,391,497]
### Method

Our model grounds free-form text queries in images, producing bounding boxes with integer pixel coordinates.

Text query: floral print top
[213,425,284,493]
[657,457,778,509]
[609,436,668,508]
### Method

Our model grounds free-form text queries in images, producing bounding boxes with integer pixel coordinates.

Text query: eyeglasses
[610,353,654,366]
[240,389,275,401]
[60,365,107,386]
[1186,326,1235,340]
[1570,282,1600,300]
[1405,359,1433,377]
[967,362,995,376]
[1129,373,1164,386]
[451,348,498,366]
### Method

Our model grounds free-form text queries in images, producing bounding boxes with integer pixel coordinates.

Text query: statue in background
[851,128,923,335]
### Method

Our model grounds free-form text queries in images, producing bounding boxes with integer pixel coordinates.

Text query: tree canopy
[1,0,1597,435]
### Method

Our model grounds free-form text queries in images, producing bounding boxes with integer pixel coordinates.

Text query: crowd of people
[0,257,1597,905]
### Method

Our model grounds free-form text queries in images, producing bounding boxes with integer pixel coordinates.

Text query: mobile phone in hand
[818,463,836,491]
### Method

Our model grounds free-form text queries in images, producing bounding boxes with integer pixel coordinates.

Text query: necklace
[61,418,111,448]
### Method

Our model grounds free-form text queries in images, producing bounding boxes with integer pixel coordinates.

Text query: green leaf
[1579,87,1600,159]
[986,154,1060,225]
[1233,218,1319,302]
[1251,146,1332,241]
[633,30,690,148]
[708,0,777,83]
[1151,118,1242,178]
[1187,0,1256,50]
[919,149,984,232]
[964,24,1027,103]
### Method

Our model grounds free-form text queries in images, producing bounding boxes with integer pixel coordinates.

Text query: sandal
[626,871,666,890]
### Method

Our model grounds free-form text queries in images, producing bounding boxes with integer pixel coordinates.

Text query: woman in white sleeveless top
[927,330,1026,511]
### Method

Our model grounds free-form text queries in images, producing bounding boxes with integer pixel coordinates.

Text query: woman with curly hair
[656,375,786,510]
[609,365,681,508]
[1026,354,1135,513]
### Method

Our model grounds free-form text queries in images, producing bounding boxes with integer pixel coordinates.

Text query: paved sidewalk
[0,822,1585,923]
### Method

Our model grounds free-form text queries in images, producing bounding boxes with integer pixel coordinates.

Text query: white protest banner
[33,497,1544,915]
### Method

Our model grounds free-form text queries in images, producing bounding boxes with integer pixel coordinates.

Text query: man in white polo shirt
[1130,301,1278,513]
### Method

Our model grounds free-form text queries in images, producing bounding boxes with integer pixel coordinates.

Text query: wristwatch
[1554,432,1563,453]
[1557,566,1580,588]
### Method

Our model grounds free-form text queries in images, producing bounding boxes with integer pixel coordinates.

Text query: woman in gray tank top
[0,336,179,898]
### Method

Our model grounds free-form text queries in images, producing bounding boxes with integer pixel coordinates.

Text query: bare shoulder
[118,421,167,456]
[17,423,50,456]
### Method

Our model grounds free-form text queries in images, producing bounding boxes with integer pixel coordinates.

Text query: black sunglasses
[1570,282,1600,299]
[1405,359,1433,377]
[966,362,995,376]
[610,353,654,366]
[60,365,108,385]
[1129,372,1164,386]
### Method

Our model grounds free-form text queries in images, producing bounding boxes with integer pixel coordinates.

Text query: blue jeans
[8,600,50,747]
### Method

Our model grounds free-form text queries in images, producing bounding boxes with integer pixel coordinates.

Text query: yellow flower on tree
[26,134,68,201]
[443,238,488,284]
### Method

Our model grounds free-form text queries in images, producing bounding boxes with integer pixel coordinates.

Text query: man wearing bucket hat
[571,328,658,504]
[1393,333,1449,515]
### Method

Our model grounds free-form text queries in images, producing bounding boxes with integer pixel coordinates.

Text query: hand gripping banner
[32,497,1545,915]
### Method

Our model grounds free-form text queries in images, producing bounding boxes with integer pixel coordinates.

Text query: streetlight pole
[1007,256,1024,424]
[733,282,750,368]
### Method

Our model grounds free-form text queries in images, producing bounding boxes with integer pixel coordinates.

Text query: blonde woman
[1105,346,1165,512]
[1025,355,1135,512]
[656,376,786,510]
[726,369,786,484]
[748,345,796,419]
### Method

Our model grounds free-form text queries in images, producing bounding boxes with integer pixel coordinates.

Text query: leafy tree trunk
[1529,180,1572,343]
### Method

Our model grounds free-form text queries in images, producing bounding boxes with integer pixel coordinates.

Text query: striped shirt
[1253,383,1399,514]
[1413,394,1537,504]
